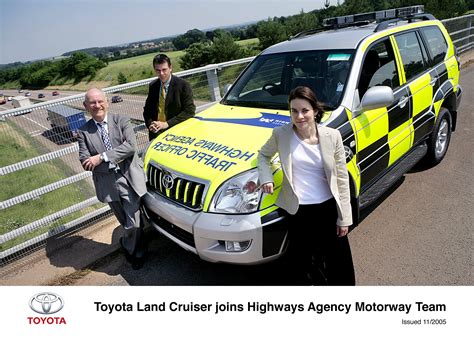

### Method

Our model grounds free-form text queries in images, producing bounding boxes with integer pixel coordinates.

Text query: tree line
[1,0,472,88]
[0,52,106,88]
[176,0,472,69]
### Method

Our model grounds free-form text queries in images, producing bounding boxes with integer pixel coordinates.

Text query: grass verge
[0,120,100,251]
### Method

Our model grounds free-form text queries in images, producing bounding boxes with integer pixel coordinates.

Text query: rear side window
[421,26,448,66]
[395,31,427,82]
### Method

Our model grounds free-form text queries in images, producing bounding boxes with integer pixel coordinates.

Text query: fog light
[225,240,252,252]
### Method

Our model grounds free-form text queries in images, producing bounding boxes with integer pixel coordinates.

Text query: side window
[358,40,399,98]
[421,26,448,66]
[395,31,427,82]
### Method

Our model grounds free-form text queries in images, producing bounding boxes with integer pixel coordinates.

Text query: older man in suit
[143,54,196,140]
[78,88,147,269]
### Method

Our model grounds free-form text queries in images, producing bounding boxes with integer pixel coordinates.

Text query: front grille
[144,206,195,248]
[147,164,206,211]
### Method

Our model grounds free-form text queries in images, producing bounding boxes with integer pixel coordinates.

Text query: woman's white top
[290,131,333,204]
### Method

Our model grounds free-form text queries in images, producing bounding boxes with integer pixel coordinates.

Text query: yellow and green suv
[142,5,462,264]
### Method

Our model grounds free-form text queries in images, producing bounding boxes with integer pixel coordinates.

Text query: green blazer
[258,123,352,227]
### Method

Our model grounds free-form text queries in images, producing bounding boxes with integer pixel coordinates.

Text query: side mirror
[354,86,394,115]
[223,84,232,96]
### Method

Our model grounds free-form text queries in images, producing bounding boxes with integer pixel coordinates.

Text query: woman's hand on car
[260,183,274,194]
[337,225,349,237]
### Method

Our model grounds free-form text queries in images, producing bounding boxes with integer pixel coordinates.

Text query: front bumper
[142,191,287,264]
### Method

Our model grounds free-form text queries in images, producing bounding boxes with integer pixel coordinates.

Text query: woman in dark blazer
[258,86,355,285]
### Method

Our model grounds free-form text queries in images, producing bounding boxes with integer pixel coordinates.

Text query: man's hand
[82,154,102,171]
[149,121,169,133]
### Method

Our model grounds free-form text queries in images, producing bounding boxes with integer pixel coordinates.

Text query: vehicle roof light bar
[322,5,425,28]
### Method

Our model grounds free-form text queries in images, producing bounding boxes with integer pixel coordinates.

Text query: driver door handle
[398,96,409,108]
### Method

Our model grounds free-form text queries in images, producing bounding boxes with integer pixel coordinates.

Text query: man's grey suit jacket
[78,113,147,203]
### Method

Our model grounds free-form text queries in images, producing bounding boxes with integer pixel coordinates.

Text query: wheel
[425,108,452,166]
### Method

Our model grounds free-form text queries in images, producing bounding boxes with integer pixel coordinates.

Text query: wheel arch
[440,91,457,132]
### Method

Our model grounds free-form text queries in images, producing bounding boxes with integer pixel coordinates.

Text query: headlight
[209,169,262,214]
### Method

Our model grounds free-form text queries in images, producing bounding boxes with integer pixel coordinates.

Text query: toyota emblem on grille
[161,172,174,189]
[29,292,64,314]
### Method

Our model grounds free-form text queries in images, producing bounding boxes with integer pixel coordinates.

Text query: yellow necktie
[157,84,166,122]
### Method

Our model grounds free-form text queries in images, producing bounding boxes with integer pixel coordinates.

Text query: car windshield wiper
[222,100,263,108]
[260,102,287,110]
[222,99,237,106]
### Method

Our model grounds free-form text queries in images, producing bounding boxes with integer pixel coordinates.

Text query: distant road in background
[0,89,83,111]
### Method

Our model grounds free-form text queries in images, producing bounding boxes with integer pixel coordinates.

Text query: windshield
[223,50,354,110]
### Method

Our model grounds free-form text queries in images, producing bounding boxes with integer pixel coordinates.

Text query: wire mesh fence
[0,58,253,266]
[442,14,473,53]
[0,15,472,266]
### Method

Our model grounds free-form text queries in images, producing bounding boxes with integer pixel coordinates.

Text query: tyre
[425,108,452,166]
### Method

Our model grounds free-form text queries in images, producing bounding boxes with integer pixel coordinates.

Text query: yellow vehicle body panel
[143,103,291,211]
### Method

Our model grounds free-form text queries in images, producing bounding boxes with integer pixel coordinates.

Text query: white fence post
[206,67,222,102]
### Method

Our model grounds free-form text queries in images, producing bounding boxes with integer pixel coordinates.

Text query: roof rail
[290,26,332,40]
[322,5,426,29]
[374,12,436,32]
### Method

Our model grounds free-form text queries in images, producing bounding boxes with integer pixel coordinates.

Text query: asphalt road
[65,64,473,286]
[0,89,82,108]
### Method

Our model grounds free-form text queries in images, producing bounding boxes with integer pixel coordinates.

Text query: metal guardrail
[0,57,252,264]
[0,15,472,265]
[442,14,473,53]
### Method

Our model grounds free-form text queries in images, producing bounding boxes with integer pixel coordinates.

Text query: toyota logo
[161,173,174,189]
[29,292,64,314]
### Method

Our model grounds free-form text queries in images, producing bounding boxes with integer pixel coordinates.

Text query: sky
[0,0,335,64]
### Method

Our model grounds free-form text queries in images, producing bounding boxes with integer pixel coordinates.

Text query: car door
[352,38,404,189]
[392,30,432,148]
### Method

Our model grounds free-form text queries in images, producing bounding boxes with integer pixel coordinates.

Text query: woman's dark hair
[288,86,325,123]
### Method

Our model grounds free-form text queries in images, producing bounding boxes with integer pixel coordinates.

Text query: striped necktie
[157,83,166,122]
[97,122,112,150]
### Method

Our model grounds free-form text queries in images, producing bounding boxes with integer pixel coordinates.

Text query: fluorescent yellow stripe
[175,179,181,200]
[445,57,460,89]
[345,109,361,196]
[390,36,406,85]
[388,121,412,166]
[183,182,190,203]
[149,168,154,187]
[158,171,163,192]
[260,205,279,218]
[192,185,202,206]
[352,107,389,151]
[410,73,432,117]
[346,158,360,197]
